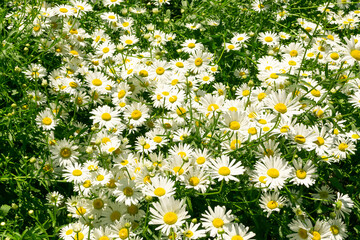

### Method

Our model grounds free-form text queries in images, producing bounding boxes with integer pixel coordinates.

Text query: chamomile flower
[181,222,206,239]
[144,175,175,199]
[258,31,279,46]
[201,205,234,237]
[259,191,286,217]
[51,139,79,167]
[114,179,143,206]
[124,102,150,127]
[149,197,190,235]
[36,109,57,131]
[90,105,121,130]
[328,218,348,240]
[209,155,245,182]
[287,218,313,240]
[224,223,256,240]
[290,159,317,187]
[63,163,89,184]
[255,155,292,190]
[334,192,354,218]
[311,185,336,205]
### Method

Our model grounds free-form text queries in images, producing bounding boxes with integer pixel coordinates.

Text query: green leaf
[0,204,11,216]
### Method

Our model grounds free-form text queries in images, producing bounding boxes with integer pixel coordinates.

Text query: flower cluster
[8,0,360,239]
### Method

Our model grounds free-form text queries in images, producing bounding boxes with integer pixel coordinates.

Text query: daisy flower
[287,218,312,240]
[36,109,57,131]
[259,191,286,217]
[124,102,150,127]
[181,39,203,54]
[258,31,279,46]
[264,90,302,121]
[184,166,210,193]
[224,223,256,240]
[290,159,317,188]
[51,139,79,167]
[209,155,245,182]
[149,197,190,236]
[54,5,74,17]
[187,50,213,74]
[144,175,175,199]
[200,205,234,237]
[309,220,332,240]
[254,155,292,190]
[334,192,354,218]
[90,105,121,130]
[114,179,143,206]
[328,218,348,240]
[181,222,206,239]
[311,185,336,205]
[63,163,89,184]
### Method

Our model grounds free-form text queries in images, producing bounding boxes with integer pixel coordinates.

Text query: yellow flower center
[176,62,184,68]
[296,169,307,179]
[242,89,250,96]
[330,225,339,235]
[338,143,348,151]
[99,236,109,240]
[131,110,142,120]
[163,212,178,225]
[290,50,298,57]
[72,169,82,176]
[212,218,224,228]
[93,199,104,209]
[248,127,257,135]
[102,47,110,53]
[156,67,165,75]
[127,204,139,215]
[311,231,321,240]
[118,228,129,239]
[176,107,186,116]
[101,113,111,121]
[92,78,102,86]
[185,230,194,238]
[330,52,339,60]
[83,180,91,188]
[231,235,244,240]
[76,206,86,215]
[229,121,240,130]
[207,104,219,111]
[258,92,266,101]
[169,95,177,103]
[270,73,278,79]
[294,135,306,144]
[259,176,267,184]
[59,8,68,13]
[315,137,324,146]
[125,39,133,45]
[230,139,241,150]
[311,89,321,97]
[110,211,121,222]
[265,36,273,42]
[267,168,279,178]
[154,187,166,197]
[74,233,84,240]
[42,117,52,125]
[218,166,231,176]
[188,43,195,48]
[189,177,200,186]
[173,166,184,175]
[274,103,287,113]
[123,187,134,196]
[195,58,203,66]
[350,49,360,60]
[60,148,71,158]
[267,200,278,209]
[196,157,205,164]
[118,90,126,99]
[228,44,235,50]
[153,136,162,143]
